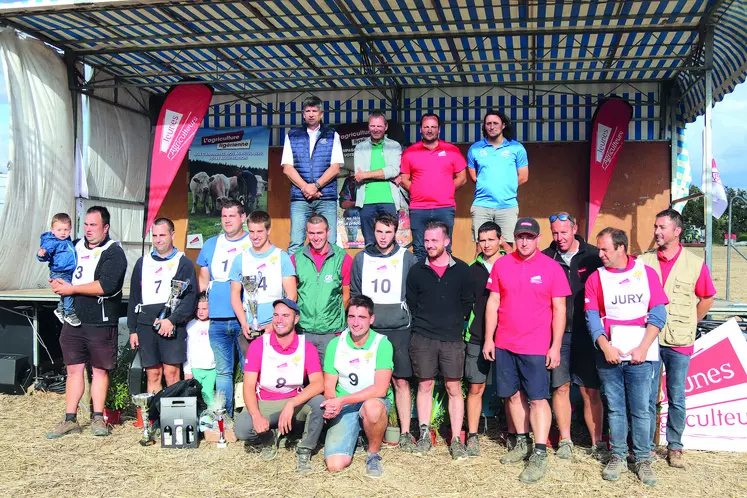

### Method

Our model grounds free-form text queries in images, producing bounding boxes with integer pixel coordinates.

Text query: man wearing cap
[541,212,605,460]
[235,298,326,474]
[585,228,668,487]
[483,217,570,484]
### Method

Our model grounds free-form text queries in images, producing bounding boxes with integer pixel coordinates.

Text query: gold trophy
[241,275,261,339]
[132,392,155,446]
[154,279,191,336]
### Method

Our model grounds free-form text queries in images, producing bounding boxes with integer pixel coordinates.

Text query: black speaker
[0,354,32,394]
[128,349,146,395]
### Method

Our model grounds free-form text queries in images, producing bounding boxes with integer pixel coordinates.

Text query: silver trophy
[154,279,191,335]
[213,390,228,449]
[240,275,261,338]
[132,392,155,446]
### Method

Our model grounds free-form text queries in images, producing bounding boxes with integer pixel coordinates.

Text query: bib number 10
[370,278,391,294]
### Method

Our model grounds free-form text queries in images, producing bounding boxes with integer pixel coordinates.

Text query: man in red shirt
[642,209,715,469]
[235,299,326,474]
[483,217,570,484]
[584,228,669,487]
[400,114,467,260]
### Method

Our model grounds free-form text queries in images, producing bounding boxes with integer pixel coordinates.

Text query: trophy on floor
[154,279,191,336]
[213,390,228,449]
[132,392,155,446]
[241,274,261,339]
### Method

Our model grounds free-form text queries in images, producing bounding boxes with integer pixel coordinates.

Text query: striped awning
[0,0,744,123]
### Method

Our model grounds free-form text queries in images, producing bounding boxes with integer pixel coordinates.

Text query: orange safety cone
[133,406,144,428]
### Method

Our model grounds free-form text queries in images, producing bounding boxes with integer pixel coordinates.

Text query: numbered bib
[140,252,183,305]
[210,234,248,282]
[360,247,406,305]
[240,247,284,305]
[72,239,116,285]
[333,331,382,394]
[258,334,306,397]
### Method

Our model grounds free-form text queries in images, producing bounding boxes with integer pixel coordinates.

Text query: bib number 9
[275,377,287,389]
[348,373,359,386]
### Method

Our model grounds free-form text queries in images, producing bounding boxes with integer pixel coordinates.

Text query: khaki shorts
[471,205,519,243]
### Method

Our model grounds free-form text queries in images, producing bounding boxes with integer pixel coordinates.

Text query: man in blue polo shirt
[468,110,529,255]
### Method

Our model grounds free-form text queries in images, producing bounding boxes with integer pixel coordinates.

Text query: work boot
[466,434,480,457]
[500,435,532,464]
[64,312,81,327]
[260,430,278,461]
[450,438,468,462]
[413,424,432,457]
[636,459,657,486]
[555,438,574,460]
[296,448,312,474]
[398,432,416,453]
[519,449,549,484]
[45,419,81,439]
[91,415,109,436]
[365,452,384,478]
[589,441,609,463]
[602,455,627,481]
[53,308,64,324]
[667,449,685,469]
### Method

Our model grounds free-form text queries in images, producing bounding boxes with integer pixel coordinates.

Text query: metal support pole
[726,194,747,301]
[669,89,678,206]
[703,26,714,271]
[32,302,39,381]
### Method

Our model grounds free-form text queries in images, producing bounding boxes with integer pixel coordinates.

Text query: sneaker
[602,455,627,481]
[260,430,278,461]
[667,449,685,469]
[398,432,416,453]
[519,450,549,484]
[53,308,64,324]
[636,459,657,486]
[466,434,480,457]
[589,441,609,463]
[91,415,109,436]
[450,438,469,462]
[365,452,384,479]
[45,419,81,439]
[296,448,313,474]
[413,424,432,457]
[500,436,532,464]
[64,312,81,327]
[556,438,574,460]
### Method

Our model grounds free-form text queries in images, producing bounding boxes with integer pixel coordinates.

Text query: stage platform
[0,284,130,303]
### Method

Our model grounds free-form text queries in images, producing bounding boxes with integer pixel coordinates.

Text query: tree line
[681,185,747,242]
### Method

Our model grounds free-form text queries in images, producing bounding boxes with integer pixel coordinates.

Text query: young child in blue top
[37,213,80,326]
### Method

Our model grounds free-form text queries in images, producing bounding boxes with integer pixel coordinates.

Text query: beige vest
[641,248,702,347]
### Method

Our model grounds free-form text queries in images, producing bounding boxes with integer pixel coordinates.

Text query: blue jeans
[289,199,338,254]
[324,398,392,459]
[409,207,455,261]
[50,270,74,314]
[650,347,691,451]
[208,318,242,416]
[648,360,661,452]
[359,203,397,247]
[596,354,653,461]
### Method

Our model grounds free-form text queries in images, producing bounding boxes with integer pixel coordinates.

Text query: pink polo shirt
[584,256,669,336]
[243,331,322,400]
[400,140,466,209]
[486,251,571,355]
[655,245,717,356]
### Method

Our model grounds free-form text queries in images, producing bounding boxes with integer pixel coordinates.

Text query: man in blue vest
[281,95,344,253]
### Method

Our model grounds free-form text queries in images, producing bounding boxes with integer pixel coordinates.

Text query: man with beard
[322,295,394,478]
[292,214,353,363]
[197,199,251,416]
[235,299,325,474]
[406,221,474,461]
[352,112,404,247]
[541,212,605,459]
[400,114,467,261]
[351,212,418,451]
[127,218,197,394]
[483,218,570,483]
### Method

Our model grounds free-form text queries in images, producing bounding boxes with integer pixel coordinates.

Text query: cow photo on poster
[187,127,270,247]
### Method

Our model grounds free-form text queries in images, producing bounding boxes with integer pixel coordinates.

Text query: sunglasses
[549,213,575,223]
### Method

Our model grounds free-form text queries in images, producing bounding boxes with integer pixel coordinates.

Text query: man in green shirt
[321,295,394,479]
[353,112,404,247]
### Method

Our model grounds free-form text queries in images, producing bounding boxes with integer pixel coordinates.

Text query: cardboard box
[160,397,199,449]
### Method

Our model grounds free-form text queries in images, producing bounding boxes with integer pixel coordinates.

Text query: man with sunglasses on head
[483,218,570,484]
[542,212,605,460]
[467,110,529,256]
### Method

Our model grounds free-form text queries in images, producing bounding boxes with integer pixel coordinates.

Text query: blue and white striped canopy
[0,0,745,124]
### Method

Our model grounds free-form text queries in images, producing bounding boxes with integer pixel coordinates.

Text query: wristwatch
[314,181,322,190]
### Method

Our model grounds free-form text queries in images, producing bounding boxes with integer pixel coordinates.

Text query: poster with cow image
[187,127,270,246]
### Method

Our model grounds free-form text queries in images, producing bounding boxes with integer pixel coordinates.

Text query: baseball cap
[514,217,540,237]
[272,298,300,313]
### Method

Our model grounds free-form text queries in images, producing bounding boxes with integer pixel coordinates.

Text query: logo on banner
[595,124,611,165]
[160,110,183,153]
[167,114,201,160]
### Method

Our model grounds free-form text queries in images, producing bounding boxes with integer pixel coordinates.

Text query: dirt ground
[1,393,746,498]
[692,245,747,303]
